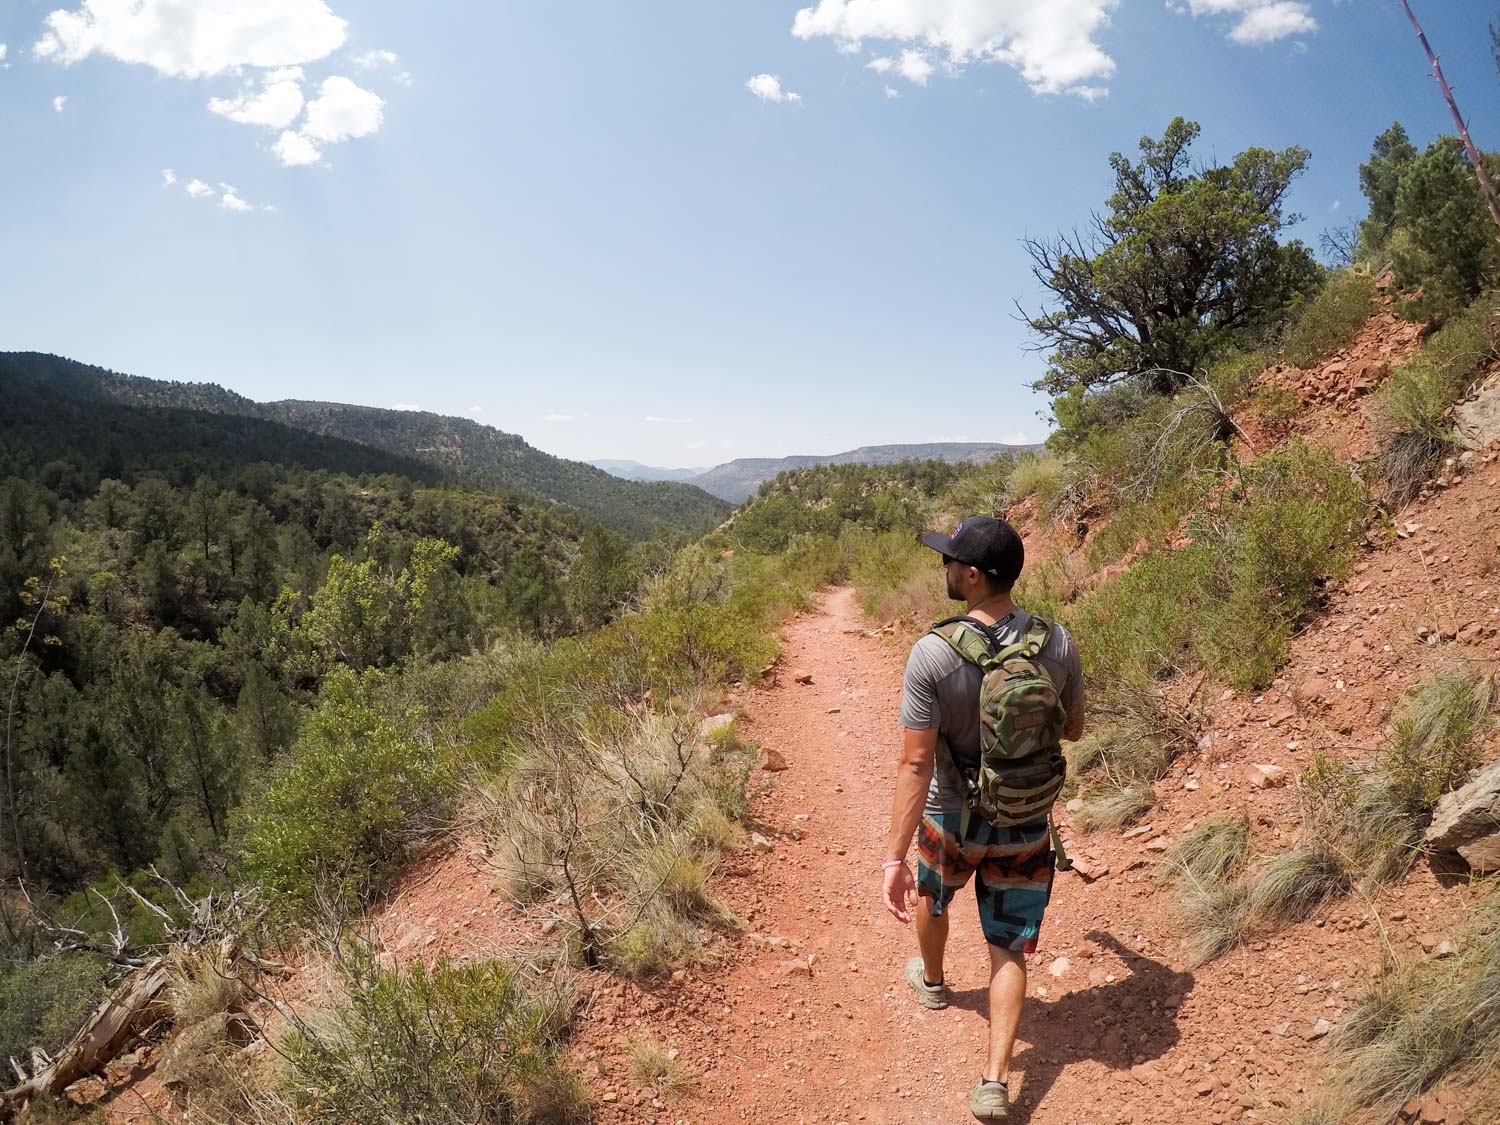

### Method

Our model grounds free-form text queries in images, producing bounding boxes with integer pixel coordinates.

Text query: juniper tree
[1024,117,1321,400]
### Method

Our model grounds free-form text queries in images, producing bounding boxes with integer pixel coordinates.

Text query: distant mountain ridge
[588,459,710,484]
[599,442,1044,503]
[0,353,732,539]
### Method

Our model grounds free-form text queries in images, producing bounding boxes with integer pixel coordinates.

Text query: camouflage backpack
[929,613,1069,829]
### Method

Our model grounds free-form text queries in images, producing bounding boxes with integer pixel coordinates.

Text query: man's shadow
[944,930,1194,1123]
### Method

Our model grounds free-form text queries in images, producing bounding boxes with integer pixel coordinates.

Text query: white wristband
[881,859,907,869]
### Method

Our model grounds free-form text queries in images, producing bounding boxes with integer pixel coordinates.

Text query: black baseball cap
[918,515,1024,586]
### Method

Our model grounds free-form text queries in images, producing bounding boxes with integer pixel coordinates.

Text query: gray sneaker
[968,1080,1010,1122]
[903,955,948,1009]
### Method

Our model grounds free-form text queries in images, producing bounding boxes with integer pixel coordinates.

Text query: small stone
[792,670,814,685]
[1247,764,1289,789]
[1144,836,1170,852]
[759,748,790,772]
[1066,798,1084,813]
[750,832,774,853]
[777,958,813,977]
[1301,1018,1332,1041]
[1183,779,1201,791]
[1048,957,1071,978]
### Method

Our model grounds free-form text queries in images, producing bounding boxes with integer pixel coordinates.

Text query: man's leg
[983,946,1027,1082]
[914,892,949,984]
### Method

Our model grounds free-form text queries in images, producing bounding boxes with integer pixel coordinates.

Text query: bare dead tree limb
[1399,0,1500,239]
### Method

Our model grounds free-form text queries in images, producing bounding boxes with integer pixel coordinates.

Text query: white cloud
[645,415,693,424]
[52,95,68,112]
[185,178,214,198]
[896,48,933,84]
[1002,431,1031,444]
[792,0,1119,97]
[208,67,305,129]
[161,168,176,185]
[352,47,411,85]
[33,0,347,78]
[467,405,484,415]
[300,75,383,142]
[1331,199,1341,211]
[745,73,802,103]
[885,85,901,98]
[352,48,397,68]
[1176,0,1317,45]
[866,56,894,73]
[391,403,421,411]
[542,412,575,422]
[0,43,8,63]
[219,184,251,211]
[273,129,322,166]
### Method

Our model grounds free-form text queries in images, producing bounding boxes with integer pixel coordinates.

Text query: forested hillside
[0,354,732,539]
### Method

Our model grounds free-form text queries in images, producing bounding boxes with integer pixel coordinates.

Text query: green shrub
[1378,301,1495,456]
[1076,442,1367,695]
[284,949,582,1125]
[0,953,111,1063]
[1281,271,1379,367]
[1375,297,1497,506]
[239,666,452,917]
[1005,453,1072,513]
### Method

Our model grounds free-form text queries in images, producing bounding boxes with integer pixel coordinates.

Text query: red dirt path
[587,587,1310,1125]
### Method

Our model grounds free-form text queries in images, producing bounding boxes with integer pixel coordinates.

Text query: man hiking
[881,515,1085,1122]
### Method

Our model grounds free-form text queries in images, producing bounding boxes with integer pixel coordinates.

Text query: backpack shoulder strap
[928,616,997,668]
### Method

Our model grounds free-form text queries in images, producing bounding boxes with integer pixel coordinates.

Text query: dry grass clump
[1244,842,1353,929]
[1070,722,1170,833]
[627,1034,694,1101]
[1075,782,1154,834]
[167,947,246,1028]
[478,696,750,976]
[1005,452,1071,509]
[1293,895,1500,1123]
[1178,882,1253,968]
[1158,813,1250,888]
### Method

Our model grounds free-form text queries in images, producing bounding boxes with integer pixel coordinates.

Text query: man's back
[900,608,1084,820]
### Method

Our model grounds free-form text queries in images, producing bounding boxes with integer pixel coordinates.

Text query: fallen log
[0,957,169,1116]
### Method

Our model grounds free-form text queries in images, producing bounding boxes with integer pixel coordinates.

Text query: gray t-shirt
[900,609,1085,817]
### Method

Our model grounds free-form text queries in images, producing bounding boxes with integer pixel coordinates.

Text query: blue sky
[2,1,1496,467]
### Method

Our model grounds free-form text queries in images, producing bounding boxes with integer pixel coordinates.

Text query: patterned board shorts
[916,811,1056,954]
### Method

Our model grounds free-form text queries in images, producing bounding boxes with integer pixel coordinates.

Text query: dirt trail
[593,587,1201,1125]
